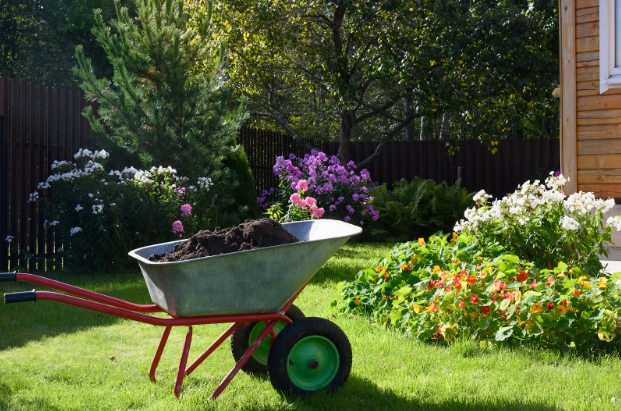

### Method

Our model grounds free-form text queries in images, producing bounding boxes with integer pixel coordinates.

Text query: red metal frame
[8,273,308,400]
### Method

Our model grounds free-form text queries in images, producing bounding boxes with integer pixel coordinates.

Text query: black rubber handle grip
[0,272,16,282]
[4,290,36,304]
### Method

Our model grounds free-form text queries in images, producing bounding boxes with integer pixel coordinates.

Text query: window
[600,0,621,92]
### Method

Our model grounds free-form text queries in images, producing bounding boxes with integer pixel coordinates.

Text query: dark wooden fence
[238,127,561,200]
[0,78,97,271]
[0,77,560,271]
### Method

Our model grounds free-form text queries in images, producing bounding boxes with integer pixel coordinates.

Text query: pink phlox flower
[296,180,308,192]
[298,199,307,209]
[310,205,325,218]
[289,193,301,204]
[175,187,186,195]
[306,197,317,207]
[172,220,184,237]
[180,204,192,216]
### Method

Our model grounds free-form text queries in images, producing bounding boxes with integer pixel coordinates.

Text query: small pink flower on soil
[181,204,192,216]
[296,180,308,192]
[172,220,184,237]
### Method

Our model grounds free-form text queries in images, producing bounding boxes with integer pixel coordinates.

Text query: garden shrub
[368,177,473,242]
[335,233,621,351]
[455,173,617,276]
[222,146,260,219]
[259,150,378,225]
[23,149,238,272]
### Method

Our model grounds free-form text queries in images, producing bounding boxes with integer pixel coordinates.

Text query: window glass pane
[617,0,621,66]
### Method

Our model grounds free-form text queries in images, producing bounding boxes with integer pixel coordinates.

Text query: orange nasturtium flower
[427,304,438,313]
[598,278,608,289]
[530,302,543,313]
[452,232,458,241]
[557,272,567,278]
[354,297,361,305]
[433,265,440,272]
[582,281,592,288]
[517,271,529,282]
[466,275,477,284]
[558,305,569,315]
[418,238,426,246]
[577,276,587,285]
[413,304,422,314]
[376,265,383,272]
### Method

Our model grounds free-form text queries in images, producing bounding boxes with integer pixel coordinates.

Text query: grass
[1,242,621,411]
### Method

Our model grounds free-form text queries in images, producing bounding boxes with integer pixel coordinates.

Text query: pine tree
[74,0,247,180]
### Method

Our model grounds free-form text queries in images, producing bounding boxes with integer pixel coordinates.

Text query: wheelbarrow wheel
[230,304,305,376]
[267,317,351,397]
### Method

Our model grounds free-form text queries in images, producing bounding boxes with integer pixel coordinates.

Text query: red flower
[530,279,538,288]
[504,291,514,301]
[430,304,438,313]
[560,299,567,306]
[491,296,497,302]
[460,269,467,276]
[454,281,462,290]
[470,295,479,304]
[517,271,529,282]
[459,300,466,309]
[445,286,452,293]
[497,281,505,292]
[573,290,580,297]
[547,302,554,311]
[481,306,490,314]
[466,275,477,285]
[382,294,387,299]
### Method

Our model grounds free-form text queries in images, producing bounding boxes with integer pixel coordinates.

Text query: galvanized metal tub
[128,219,362,317]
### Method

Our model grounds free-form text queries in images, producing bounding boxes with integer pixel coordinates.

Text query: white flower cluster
[607,215,621,232]
[5,236,14,243]
[37,182,51,190]
[51,160,73,170]
[92,204,104,214]
[74,148,109,160]
[150,165,177,175]
[454,174,617,234]
[70,227,82,236]
[75,204,83,212]
[48,220,59,227]
[29,192,39,202]
[197,177,213,190]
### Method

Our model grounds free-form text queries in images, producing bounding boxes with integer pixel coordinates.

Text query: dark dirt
[147,219,299,262]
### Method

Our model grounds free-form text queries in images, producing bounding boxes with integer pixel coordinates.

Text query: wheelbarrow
[1,219,361,400]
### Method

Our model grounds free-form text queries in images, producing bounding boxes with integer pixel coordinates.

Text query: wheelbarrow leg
[150,325,172,383]
[209,319,279,400]
[185,322,242,377]
[174,327,193,398]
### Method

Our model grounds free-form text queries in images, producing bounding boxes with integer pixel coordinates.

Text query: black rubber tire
[267,317,352,397]
[230,304,305,376]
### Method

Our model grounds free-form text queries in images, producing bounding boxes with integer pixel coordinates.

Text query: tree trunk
[404,97,415,141]
[439,112,451,141]
[420,116,432,140]
[337,112,352,164]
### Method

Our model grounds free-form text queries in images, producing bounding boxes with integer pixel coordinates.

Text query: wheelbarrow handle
[4,290,36,304]
[0,272,16,282]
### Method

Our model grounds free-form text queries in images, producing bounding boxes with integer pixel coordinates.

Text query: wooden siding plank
[577,139,621,154]
[578,184,621,197]
[577,0,598,9]
[578,124,621,139]
[577,51,599,63]
[577,66,599,81]
[578,153,621,168]
[576,6,598,23]
[561,0,578,193]
[579,169,621,183]
[576,21,598,38]
[577,109,621,125]
[577,81,621,95]
[577,93,621,110]
[577,36,599,52]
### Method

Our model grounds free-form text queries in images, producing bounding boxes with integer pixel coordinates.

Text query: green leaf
[589,308,605,321]
[499,298,511,311]
[527,321,544,335]
[495,326,514,341]
[557,318,574,330]
[478,318,490,330]
[395,286,412,297]
[389,309,403,324]
[336,281,346,292]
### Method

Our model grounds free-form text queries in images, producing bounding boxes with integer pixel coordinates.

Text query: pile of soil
[148,219,299,262]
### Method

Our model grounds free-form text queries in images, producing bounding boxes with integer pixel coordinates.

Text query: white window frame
[600,0,621,92]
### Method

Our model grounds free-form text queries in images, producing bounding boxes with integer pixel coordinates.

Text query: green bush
[20,149,240,272]
[367,178,473,242]
[335,233,621,352]
[222,146,260,220]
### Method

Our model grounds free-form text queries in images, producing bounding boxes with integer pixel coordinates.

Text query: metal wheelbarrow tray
[1,219,361,400]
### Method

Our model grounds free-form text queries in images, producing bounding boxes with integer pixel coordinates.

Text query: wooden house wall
[562,0,621,198]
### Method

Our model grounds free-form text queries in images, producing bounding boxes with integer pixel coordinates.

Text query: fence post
[0,115,7,270]
[456,166,462,190]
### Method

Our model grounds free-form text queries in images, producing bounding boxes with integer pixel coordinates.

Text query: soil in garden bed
[147,219,299,262]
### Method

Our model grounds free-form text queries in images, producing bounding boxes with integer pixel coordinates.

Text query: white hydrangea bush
[24,149,222,271]
[455,173,617,276]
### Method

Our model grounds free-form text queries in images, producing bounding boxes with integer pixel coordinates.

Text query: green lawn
[1,242,621,411]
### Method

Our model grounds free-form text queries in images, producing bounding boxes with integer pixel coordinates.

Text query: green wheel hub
[249,321,287,366]
[286,336,340,391]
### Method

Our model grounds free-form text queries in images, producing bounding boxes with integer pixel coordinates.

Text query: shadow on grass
[240,375,561,411]
[0,270,152,352]
[311,242,393,285]
[0,382,62,411]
